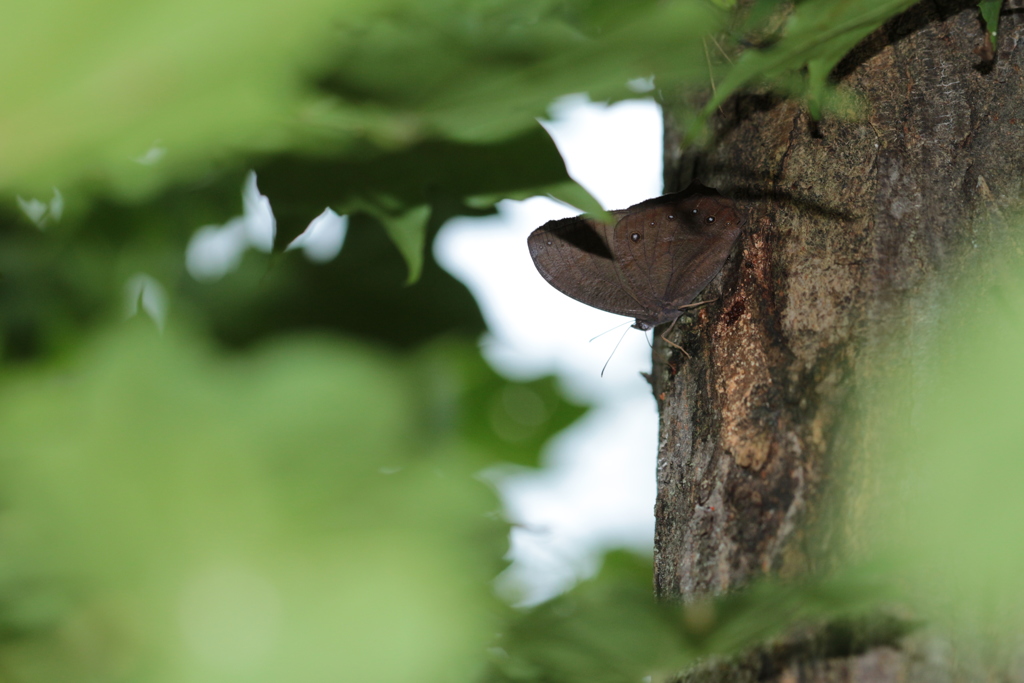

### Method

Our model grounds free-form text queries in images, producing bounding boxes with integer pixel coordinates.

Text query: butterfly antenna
[600,326,632,377]
[589,320,632,343]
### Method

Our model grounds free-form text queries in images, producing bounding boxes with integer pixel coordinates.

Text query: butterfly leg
[659,297,721,357]
[659,317,690,358]
[677,297,719,311]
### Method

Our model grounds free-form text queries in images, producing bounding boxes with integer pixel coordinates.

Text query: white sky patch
[17,187,63,228]
[186,172,276,281]
[435,94,664,604]
[488,398,658,603]
[186,217,251,282]
[287,208,348,263]
[627,76,656,93]
[135,144,167,165]
[241,172,276,253]
[187,173,346,281]
[541,93,663,211]
[124,273,168,332]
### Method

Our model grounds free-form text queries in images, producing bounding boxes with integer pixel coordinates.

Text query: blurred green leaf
[5,0,722,202]
[359,202,432,284]
[184,210,489,350]
[692,0,916,135]
[465,179,610,223]
[0,323,505,682]
[487,552,687,683]
[979,0,1002,53]
[0,0,363,197]
[0,126,585,358]
[4,0,720,290]
[411,338,588,467]
[867,236,1024,644]
[0,163,490,360]
[544,180,613,223]
[0,126,602,351]
[320,0,721,145]
[255,124,601,284]
[486,552,894,683]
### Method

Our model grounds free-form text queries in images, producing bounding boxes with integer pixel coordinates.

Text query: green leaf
[0,0,364,197]
[464,179,611,223]
[364,202,432,284]
[5,0,725,200]
[280,192,431,285]
[0,324,505,682]
[321,0,722,145]
[544,180,613,224]
[410,338,588,468]
[490,552,691,683]
[867,245,1024,641]
[691,0,917,137]
[488,552,894,683]
[979,0,1002,53]
[253,123,607,283]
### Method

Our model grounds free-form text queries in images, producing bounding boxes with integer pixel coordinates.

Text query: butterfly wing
[612,189,743,326]
[528,214,658,321]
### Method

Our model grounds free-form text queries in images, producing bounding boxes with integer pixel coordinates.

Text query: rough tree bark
[653,1,1024,680]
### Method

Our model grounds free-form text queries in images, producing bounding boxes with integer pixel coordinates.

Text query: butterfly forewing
[527,182,745,329]
[528,214,653,321]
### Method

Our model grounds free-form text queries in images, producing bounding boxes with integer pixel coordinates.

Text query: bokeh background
[3,1,1024,682]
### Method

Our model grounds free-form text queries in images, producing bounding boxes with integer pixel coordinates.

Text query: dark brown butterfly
[528,182,744,330]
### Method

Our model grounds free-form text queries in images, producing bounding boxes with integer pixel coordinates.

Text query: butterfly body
[528,183,743,330]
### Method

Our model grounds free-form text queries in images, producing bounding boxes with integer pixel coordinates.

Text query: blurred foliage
[1,0,350,197]
[251,125,601,282]
[691,0,917,133]
[710,0,1015,126]
[485,552,894,683]
[1,0,932,281]
[979,0,1002,53]
[0,324,506,682]
[1,0,725,277]
[410,339,587,468]
[314,0,718,146]
[0,127,580,359]
[865,232,1024,654]
[5,0,1024,682]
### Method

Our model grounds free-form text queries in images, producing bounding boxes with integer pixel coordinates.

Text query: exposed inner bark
[654,1,1024,679]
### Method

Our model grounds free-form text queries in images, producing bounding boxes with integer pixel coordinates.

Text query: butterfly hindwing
[613,191,742,326]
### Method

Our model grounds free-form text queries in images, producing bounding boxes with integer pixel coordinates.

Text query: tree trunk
[654,1,1024,679]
